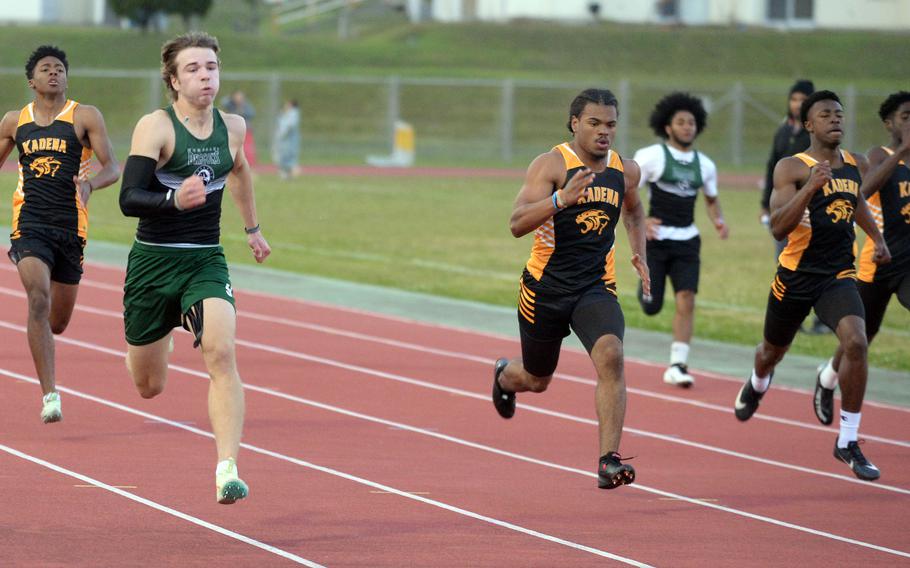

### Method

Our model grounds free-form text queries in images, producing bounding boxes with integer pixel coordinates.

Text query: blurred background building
[430,0,910,31]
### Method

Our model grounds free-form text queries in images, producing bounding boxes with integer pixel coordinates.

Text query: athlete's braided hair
[648,92,707,139]
[25,45,68,80]
[878,91,910,122]
[567,89,618,134]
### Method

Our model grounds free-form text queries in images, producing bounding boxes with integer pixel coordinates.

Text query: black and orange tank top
[524,143,625,294]
[778,150,861,277]
[858,146,910,282]
[11,100,92,239]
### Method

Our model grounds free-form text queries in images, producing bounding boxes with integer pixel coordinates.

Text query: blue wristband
[552,192,560,211]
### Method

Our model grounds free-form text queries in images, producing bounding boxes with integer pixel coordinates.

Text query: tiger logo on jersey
[576,209,611,235]
[29,156,62,178]
[900,202,910,223]
[826,199,854,223]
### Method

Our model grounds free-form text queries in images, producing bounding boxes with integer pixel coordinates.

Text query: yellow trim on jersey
[56,100,78,124]
[526,218,555,280]
[555,143,584,170]
[602,246,616,285]
[16,104,33,128]
[778,219,812,271]
[76,146,93,238]
[10,164,24,237]
[857,194,882,282]
[794,150,855,167]
[793,152,816,167]
[607,150,624,173]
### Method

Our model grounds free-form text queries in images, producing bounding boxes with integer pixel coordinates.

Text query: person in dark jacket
[761,79,814,248]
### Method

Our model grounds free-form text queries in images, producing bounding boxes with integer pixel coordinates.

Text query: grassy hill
[0,17,905,87]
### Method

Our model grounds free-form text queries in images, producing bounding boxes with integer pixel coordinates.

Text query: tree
[162,0,214,29]
[109,0,160,32]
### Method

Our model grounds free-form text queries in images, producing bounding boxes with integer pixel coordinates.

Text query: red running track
[0,259,908,567]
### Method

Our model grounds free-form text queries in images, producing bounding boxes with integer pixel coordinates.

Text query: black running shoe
[492,358,515,419]
[597,452,635,489]
[813,370,835,426]
[734,375,770,422]
[833,439,880,481]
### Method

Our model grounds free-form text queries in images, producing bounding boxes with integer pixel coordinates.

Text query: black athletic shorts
[517,272,624,378]
[764,268,865,347]
[8,227,86,285]
[858,271,910,340]
[638,236,700,315]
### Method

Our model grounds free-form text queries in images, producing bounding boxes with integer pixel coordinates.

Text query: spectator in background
[221,90,257,167]
[762,80,813,252]
[762,79,830,334]
[273,99,300,179]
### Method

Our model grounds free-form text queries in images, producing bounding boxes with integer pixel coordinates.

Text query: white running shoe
[216,457,249,504]
[663,364,694,388]
[41,391,62,423]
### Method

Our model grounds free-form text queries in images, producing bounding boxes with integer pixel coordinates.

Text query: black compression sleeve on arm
[119,155,178,217]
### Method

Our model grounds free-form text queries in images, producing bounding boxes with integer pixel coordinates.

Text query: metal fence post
[266,72,281,159]
[616,78,630,155]
[844,83,857,150]
[500,78,514,163]
[730,82,744,167]
[387,75,400,152]
[148,71,161,112]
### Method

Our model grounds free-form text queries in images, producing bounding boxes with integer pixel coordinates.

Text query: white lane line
[0,442,324,567]
[233,309,910,444]
[2,310,908,492]
[14,279,910,418]
[0,368,653,568]
[1,366,907,561]
[1,284,905,447]
[1,260,908,413]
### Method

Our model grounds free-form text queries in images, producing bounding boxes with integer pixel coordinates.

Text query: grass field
[2,170,905,372]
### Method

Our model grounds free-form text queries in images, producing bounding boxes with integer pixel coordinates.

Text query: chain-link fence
[0,68,893,171]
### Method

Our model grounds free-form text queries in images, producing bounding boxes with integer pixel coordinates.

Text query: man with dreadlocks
[633,92,728,388]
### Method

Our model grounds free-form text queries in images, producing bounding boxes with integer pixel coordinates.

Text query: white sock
[216,458,237,477]
[819,358,838,389]
[750,370,771,393]
[838,411,861,448]
[670,342,689,366]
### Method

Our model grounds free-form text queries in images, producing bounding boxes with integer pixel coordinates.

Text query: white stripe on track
[2,305,909,491]
[233,309,910,446]
[0,367,652,568]
[0,442,324,567]
[1,283,906,447]
[1,365,908,561]
[6,265,907,415]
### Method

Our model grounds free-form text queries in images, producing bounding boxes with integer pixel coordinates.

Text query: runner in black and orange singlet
[0,46,119,424]
[732,91,891,482]
[491,89,650,490]
[814,92,910,426]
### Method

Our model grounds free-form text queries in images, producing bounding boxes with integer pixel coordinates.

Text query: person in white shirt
[633,92,729,388]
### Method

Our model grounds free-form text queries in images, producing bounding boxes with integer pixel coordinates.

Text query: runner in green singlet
[119,32,271,504]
